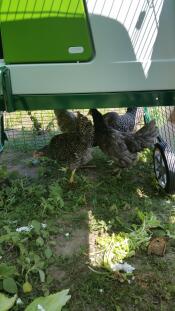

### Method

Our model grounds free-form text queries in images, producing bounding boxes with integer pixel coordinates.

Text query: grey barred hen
[103,107,137,132]
[89,109,158,169]
[34,112,94,183]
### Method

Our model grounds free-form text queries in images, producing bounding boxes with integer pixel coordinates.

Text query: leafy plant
[0,264,18,294]
[0,293,17,311]
[0,264,17,279]
[97,212,161,271]
[0,220,52,295]
[0,166,9,181]
[25,289,71,311]
[137,210,161,229]
[41,182,64,215]
[27,111,43,135]
[45,118,55,132]
[0,290,70,311]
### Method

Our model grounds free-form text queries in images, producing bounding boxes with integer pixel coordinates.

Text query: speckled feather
[36,113,94,170]
[103,108,137,132]
[90,109,158,169]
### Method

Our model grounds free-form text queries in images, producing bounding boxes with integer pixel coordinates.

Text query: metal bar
[1,90,175,113]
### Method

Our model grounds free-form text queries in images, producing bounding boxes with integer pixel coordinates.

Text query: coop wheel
[153,143,175,194]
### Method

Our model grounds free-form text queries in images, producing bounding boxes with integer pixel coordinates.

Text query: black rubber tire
[153,142,175,194]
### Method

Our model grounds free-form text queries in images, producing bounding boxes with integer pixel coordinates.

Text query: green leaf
[0,264,17,279]
[3,226,11,234]
[33,254,41,263]
[44,247,52,259]
[31,220,41,234]
[39,270,45,283]
[3,278,18,294]
[25,289,71,311]
[36,237,44,247]
[0,293,17,311]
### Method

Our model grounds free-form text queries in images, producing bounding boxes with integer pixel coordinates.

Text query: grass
[0,146,175,310]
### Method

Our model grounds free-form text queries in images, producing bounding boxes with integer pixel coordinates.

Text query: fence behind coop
[4,110,59,151]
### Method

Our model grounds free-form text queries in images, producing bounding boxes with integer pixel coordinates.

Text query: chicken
[54,109,77,133]
[34,112,94,183]
[89,109,158,169]
[54,109,98,147]
[103,107,137,132]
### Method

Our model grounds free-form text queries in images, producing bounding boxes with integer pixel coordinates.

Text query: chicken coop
[0,0,175,193]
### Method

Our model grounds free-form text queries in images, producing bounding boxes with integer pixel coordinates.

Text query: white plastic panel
[6,0,175,94]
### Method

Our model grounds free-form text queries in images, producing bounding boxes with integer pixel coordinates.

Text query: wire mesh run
[145,105,175,193]
[4,110,58,151]
[2,105,175,193]
[4,108,144,151]
[3,106,175,152]
[147,106,175,152]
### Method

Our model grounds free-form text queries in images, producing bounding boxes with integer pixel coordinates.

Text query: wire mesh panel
[4,110,59,150]
[145,105,175,193]
[147,106,175,152]
[3,107,175,151]
[4,108,144,150]
[3,106,175,193]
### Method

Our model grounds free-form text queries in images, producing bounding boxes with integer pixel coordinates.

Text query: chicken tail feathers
[126,120,158,152]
